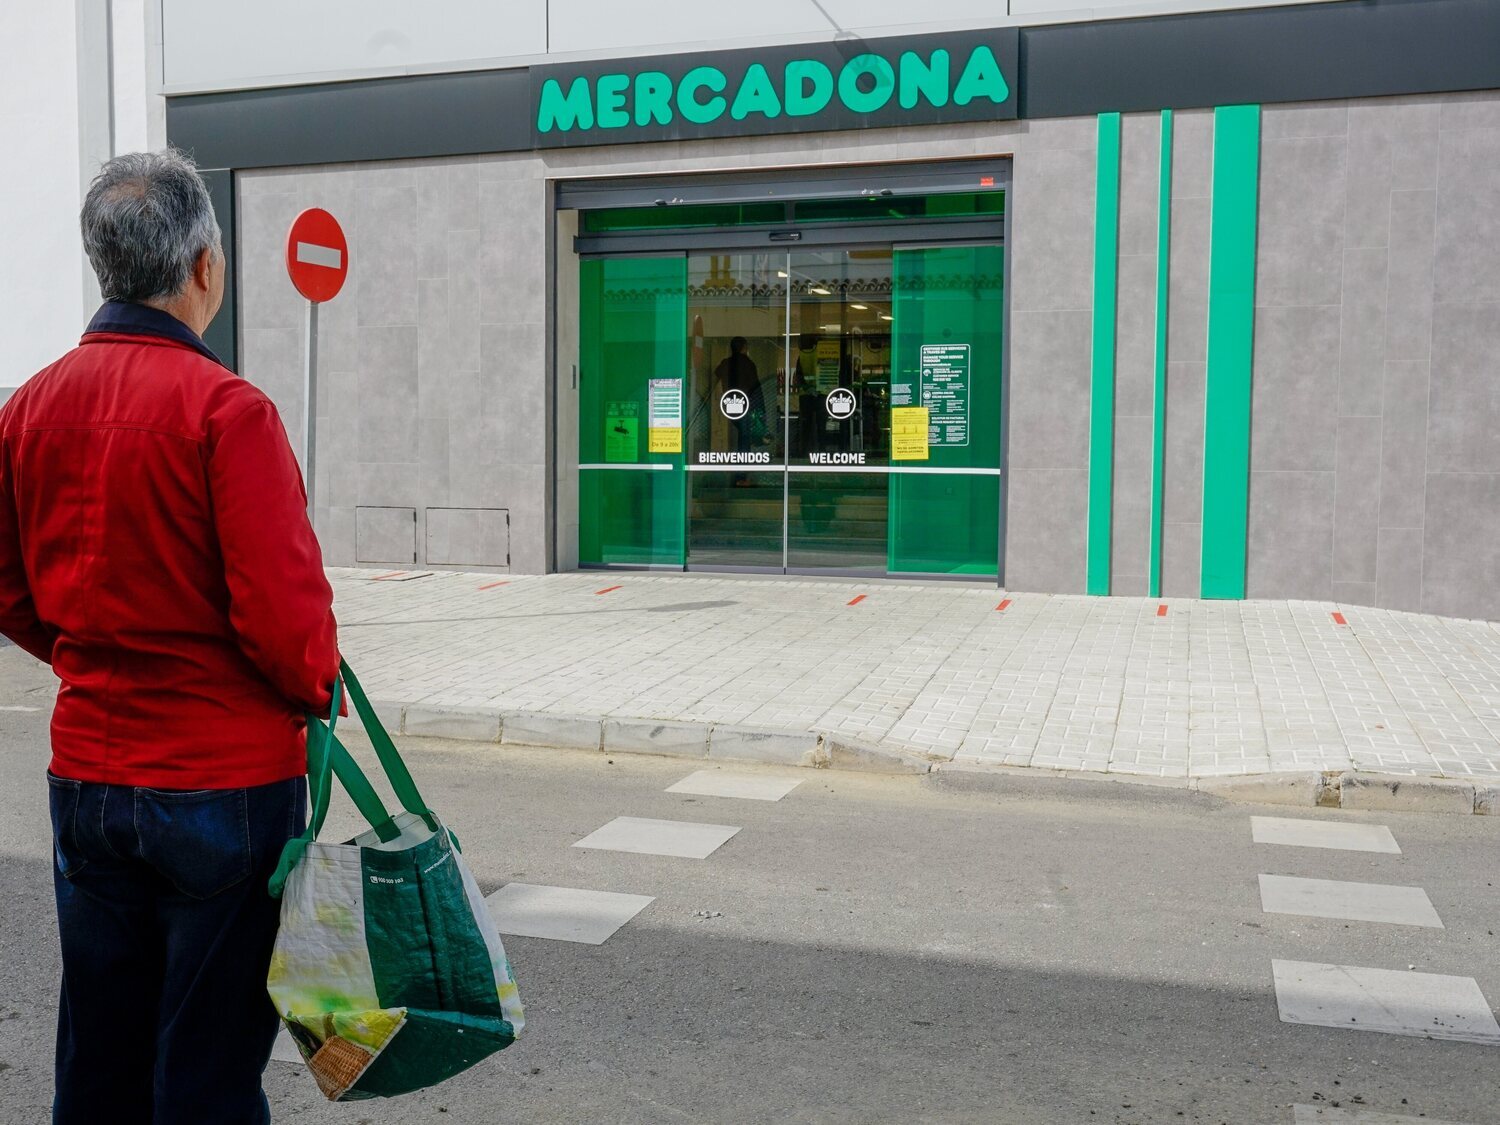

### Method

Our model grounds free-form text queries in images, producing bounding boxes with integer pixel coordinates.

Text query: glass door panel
[579,256,688,566]
[888,244,1004,575]
[786,248,892,573]
[685,252,788,569]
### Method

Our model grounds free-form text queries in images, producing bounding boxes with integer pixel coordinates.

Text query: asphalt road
[2,646,1498,1124]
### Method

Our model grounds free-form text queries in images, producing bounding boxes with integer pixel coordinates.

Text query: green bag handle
[336,658,432,823]
[270,674,344,898]
[269,661,452,898]
[313,729,400,841]
[336,658,462,853]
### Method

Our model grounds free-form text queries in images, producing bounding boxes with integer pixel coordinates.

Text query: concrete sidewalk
[332,568,1500,796]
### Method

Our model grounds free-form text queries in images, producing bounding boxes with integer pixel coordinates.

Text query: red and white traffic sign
[285,208,348,302]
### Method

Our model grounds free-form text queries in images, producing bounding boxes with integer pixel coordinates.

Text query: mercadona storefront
[173,0,1500,614]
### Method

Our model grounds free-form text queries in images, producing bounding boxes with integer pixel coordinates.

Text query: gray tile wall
[1160,110,1213,598]
[1002,116,1098,594]
[1245,91,1500,618]
[238,154,544,571]
[1110,112,1163,596]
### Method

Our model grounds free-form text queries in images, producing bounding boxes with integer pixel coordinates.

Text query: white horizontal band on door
[578,463,675,471]
[807,465,1003,476]
[684,464,1002,475]
[295,241,343,269]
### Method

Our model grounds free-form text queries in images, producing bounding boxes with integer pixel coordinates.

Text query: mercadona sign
[530,29,1019,148]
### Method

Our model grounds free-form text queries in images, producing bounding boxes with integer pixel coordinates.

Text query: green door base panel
[1086,112,1122,597]
[1200,104,1261,600]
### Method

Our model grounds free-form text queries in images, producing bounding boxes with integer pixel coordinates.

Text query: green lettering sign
[952,44,1010,107]
[730,63,782,121]
[595,73,630,128]
[537,76,594,133]
[678,65,728,124]
[837,53,896,114]
[784,59,834,117]
[899,49,950,110]
[533,33,1016,143]
[634,71,674,126]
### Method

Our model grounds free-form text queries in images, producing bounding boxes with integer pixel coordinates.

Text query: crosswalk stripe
[1272,960,1500,1045]
[1251,816,1401,854]
[666,770,804,802]
[1259,874,1442,928]
[573,816,741,859]
[270,1028,302,1065]
[485,883,654,945]
[1294,1106,1474,1123]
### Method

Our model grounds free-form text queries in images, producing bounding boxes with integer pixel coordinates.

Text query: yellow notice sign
[891,406,930,461]
[648,427,682,454]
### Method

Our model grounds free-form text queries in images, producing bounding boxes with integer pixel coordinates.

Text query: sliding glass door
[579,243,1004,577]
[685,252,788,569]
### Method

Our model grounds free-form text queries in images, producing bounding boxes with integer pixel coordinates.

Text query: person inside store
[0,147,340,1124]
[715,335,768,483]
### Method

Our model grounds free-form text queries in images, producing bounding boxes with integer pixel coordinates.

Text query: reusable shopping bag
[266,660,524,1101]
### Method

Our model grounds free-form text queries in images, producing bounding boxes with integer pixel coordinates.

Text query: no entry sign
[285,208,348,302]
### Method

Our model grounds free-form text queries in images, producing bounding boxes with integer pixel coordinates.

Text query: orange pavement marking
[1332,611,1348,625]
[595,585,622,595]
[479,581,510,590]
[847,594,867,606]
[996,598,1012,611]
[1156,605,1168,617]
[371,571,406,581]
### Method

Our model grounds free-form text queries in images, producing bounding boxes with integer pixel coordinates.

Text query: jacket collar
[83,301,225,367]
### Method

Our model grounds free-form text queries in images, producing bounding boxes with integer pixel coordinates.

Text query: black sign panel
[530,29,1019,149]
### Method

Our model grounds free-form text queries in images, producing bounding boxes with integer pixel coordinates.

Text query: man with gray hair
[0,148,339,1122]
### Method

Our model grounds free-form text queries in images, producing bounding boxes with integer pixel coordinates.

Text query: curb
[373,700,921,776]
[373,701,1500,816]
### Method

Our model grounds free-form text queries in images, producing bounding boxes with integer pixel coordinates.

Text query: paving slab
[329,570,1500,784]
[1272,960,1500,1045]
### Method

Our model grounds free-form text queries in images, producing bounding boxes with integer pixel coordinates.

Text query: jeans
[48,772,305,1125]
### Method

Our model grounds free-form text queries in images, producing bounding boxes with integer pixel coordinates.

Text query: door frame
[567,162,1013,583]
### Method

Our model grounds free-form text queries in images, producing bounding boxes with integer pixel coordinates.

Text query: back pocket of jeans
[136,788,252,899]
[46,774,86,879]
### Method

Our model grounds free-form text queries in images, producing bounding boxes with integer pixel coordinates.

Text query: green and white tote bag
[267,661,524,1101]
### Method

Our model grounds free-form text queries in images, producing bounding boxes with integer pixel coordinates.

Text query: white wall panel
[161,0,1345,93]
[111,0,151,154]
[547,0,1011,55]
[0,0,88,386]
[161,0,547,90]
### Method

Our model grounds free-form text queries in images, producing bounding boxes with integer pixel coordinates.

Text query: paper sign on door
[648,377,683,454]
[891,406,930,461]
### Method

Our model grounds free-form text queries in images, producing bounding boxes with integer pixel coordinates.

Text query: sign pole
[303,299,319,515]
[284,206,349,519]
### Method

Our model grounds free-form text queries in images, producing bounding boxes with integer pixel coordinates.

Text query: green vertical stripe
[1086,112,1122,597]
[1148,109,1173,599]
[1200,104,1261,599]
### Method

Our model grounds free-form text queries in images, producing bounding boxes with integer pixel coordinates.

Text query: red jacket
[0,302,339,788]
